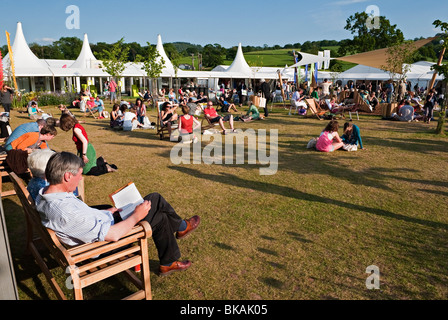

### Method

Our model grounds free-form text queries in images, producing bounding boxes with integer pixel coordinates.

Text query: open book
[109,182,144,220]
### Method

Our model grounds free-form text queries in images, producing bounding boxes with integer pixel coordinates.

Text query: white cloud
[332,0,368,5]
[34,37,57,44]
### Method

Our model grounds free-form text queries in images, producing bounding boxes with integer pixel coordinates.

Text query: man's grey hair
[45,152,85,185]
[27,149,56,179]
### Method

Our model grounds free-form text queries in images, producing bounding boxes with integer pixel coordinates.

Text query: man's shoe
[176,215,201,239]
[159,260,192,276]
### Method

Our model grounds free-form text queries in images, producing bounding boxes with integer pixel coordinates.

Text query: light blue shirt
[5,122,39,151]
[35,189,114,246]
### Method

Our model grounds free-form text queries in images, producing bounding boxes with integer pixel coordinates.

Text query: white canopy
[2,22,333,87]
[70,33,98,69]
[156,34,176,77]
[338,61,444,82]
[225,43,252,76]
[3,22,53,77]
[288,52,331,69]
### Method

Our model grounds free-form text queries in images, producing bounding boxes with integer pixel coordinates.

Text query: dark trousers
[85,156,109,176]
[2,103,11,113]
[264,98,270,117]
[94,192,183,265]
[142,193,183,265]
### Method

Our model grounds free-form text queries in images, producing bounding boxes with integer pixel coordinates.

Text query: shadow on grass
[373,137,448,154]
[168,166,448,231]
[214,242,235,251]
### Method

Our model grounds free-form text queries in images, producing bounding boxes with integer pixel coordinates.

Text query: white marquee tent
[337,61,444,88]
[2,22,332,94]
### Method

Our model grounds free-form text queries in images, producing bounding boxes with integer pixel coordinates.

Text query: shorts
[210,116,222,123]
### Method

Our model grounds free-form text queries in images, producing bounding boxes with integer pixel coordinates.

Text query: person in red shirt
[203,101,236,135]
[59,114,117,176]
[109,78,118,103]
[178,105,200,143]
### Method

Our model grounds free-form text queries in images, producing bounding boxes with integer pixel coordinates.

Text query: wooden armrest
[66,222,152,263]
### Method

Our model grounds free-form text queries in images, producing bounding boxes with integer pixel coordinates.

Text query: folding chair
[156,102,178,140]
[9,172,153,300]
[305,99,327,120]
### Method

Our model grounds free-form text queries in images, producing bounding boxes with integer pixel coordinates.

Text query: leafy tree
[430,19,448,134]
[53,37,83,60]
[380,41,418,92]
[125,42,145,62]
[338,12,404,55]
[202,44,223,68]
[96,38,130,99]
[226,46,237,61]
[136,42,165,102]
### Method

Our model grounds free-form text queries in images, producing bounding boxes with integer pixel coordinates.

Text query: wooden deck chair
[0,153,17,197]
[156,102,178,140]
[305,99,327,120]
[9,172,153,300]
[79,100,98,119]
[353,91,373,113]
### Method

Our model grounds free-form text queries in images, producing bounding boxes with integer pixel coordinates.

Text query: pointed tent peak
[3,21,48,69]
[226,42,252,75]
[155,34,175,74]
[70,33,97,69]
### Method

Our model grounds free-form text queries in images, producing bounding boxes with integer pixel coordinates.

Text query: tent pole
[428,46,445,91]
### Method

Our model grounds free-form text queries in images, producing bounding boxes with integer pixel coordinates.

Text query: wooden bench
[0,152,17,198]
[9,172,153,300]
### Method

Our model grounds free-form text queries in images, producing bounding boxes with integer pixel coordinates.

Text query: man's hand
[133,200,151,221]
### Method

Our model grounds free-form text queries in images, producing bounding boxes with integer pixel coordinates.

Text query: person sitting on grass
[94,96,107,119]
[241,101,262,122]
[135,98,147,124]
[28,101,48,120]
[391,99,415,122]
[59,113,117,176]
[123,106,148,131]
[316,120,344,152]
[203,101,236,135]
[35,151,201,276]
[110,104,123,128]
[341,122,365,151]
[178,105,200,143]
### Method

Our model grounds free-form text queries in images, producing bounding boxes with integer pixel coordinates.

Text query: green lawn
[3,101,448,300]
[177,47,356,71]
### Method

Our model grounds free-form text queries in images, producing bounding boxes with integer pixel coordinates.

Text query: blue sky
[1,0,447,48]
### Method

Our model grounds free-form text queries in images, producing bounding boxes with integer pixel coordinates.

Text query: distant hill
[176,48,356,72]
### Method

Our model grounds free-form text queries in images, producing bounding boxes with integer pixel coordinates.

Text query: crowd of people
[2,72,446,284]
[3,100,200,278]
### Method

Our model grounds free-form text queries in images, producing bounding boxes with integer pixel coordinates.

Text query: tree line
[0,12,444,70]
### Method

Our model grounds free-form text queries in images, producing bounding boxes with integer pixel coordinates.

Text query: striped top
[35,189,114,246]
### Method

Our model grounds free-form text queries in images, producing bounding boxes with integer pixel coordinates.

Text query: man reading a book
[35,151,200,276]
